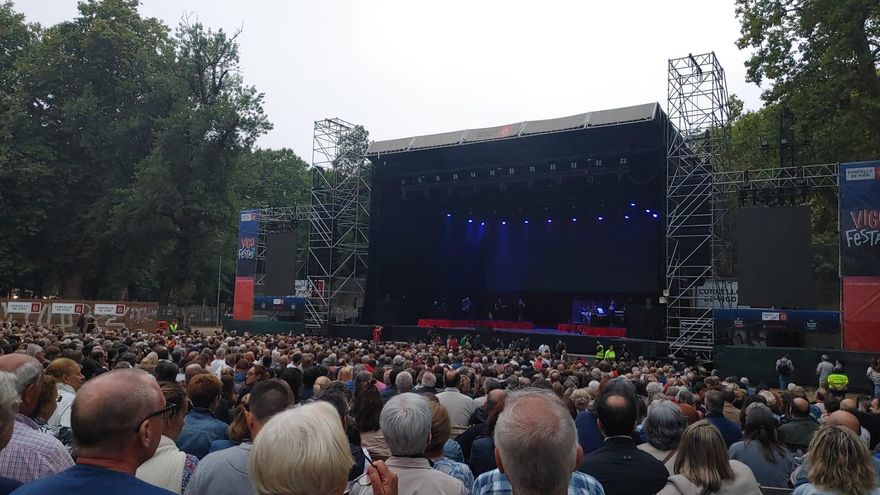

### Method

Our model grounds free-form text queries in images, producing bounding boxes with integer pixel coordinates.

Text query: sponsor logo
[733,318,744,328]
[804,319,818,331]
[845,166,878,181]
[94,304,125,316]
[762,312,780,321]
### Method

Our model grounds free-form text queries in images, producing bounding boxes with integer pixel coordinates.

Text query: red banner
[843,276,880,351]
[233,277,255,321]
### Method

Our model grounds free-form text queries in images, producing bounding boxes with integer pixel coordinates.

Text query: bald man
[0,355,73,483]
[839,399,880,450]
[778,397,819,453]
[14,369,174,494]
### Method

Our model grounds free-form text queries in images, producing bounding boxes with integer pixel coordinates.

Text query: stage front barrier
[557,324,626,338]
[417,319,533,330]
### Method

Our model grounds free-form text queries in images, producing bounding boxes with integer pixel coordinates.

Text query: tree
[118,20,271,318]
[237,148,311,209]
[735,0,880,162]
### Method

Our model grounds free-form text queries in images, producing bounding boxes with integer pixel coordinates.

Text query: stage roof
[365,102,660,156]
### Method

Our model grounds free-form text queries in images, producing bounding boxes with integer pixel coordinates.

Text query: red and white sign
[51,303,84,315]
[94,304,125,316]
[6,301,40,313]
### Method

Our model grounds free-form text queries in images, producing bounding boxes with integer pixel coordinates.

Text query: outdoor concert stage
[416,319,627,338]
[363,103,668,340]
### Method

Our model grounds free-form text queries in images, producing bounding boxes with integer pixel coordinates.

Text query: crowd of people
[0,321,879,494]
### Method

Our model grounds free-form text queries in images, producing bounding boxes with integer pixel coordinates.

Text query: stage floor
[417,318,626,338]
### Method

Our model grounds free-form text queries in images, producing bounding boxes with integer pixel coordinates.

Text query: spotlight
[597,216,604,221]
[501,221,507,226]
[547,219,552,224]
[446,213,452,218]
[645,209,651,214]
[624,215,630,220]
[652,213,659,219]
[480,221,486,226]
[468,219,473,224]
[524,220,529,224]
[630,202,636,207]
[571,217,577,222]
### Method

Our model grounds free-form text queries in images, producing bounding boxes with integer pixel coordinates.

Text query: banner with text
[233,210,259,320]
[839,161,880,276]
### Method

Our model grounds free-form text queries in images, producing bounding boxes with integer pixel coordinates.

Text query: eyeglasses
[133,402,178,432]
[344,460,378,494]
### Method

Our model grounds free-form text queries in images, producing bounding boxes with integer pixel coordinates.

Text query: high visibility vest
[827,372,849,391]
[604,349,616,360]
[596,346,604,360]
[169,322,178,334]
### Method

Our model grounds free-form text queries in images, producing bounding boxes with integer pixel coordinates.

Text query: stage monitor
[264,232,297,296]
[736,206,815,308]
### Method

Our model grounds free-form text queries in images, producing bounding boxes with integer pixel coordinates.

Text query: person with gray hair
[13,368,172,494]
[351,393,466,495]
[395,371,413,394]
[414,370,437,394]
[472,389,604,495]
[0,372,22,492]
[0,354,73,483]
[638,400,687,473]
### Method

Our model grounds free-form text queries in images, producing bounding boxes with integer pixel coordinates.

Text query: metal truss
[254,206,310,289]
[666,52,730,360]
[306,119,371,332]
[713,163,839,193]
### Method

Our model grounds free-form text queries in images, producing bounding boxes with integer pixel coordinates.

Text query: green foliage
[0,1,310,309]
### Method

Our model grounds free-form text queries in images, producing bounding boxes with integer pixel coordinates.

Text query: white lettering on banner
[94,304,125,316]
[694,281,738,308]
[6,302,37,313]
[845,228,880,247]
[51,303,78,315]
[845,166,877,181]
[241,212,255,222]
[762,312,780,321]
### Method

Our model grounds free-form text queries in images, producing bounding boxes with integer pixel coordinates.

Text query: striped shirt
[0,414,74,482]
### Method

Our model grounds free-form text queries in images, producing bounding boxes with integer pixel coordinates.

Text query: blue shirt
[443,439,464,463]
[472,468,605,495]
[575,410,605,454]
[432,457,473,492]
[178,408,229,459]
[705,413,742,448]
[12,464,174,495]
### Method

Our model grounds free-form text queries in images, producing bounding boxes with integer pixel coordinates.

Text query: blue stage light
[652,213,659,219]
[624,215,630,220]
[571,217,577,222]
[547,219,552,224]
[645,209,651,214]
[502,220,507,225]
[524,220,529,224]
[480,221,486,226]
[597,216,604,221]
[630,202,636,207]
[446,213,452,218]
[468,219,473,224]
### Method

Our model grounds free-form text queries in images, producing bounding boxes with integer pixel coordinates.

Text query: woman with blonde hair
[793,425,880,495]
[45,357,84,428]
[657,420,761,495]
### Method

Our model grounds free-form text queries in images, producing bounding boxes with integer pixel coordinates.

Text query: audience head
[395,371,413,394]
[644,400,687,451]
[45,358,85,391]
[704,390,724,415]
[825,410,861,435]
[380,393,432,456]
[425,401,451,458]
[158,382,189,440]
[444,369,460,389]
[790,397,810,418]
[674,421,735,492]
[743,403,785,461]
[0,354,43,417]
[807,425,875,494]
[247,379,294,438]
[596,392,636,437]
[187,373,222,410]
[71,369,165,471]
[0,372,19,450]
[494,388,582,495]
[250,401,353,495]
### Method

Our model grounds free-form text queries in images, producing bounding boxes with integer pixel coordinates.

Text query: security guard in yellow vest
[169,319,179,334]
[604,345,616,361]
[827,363,849,394]
[596,343,605,361]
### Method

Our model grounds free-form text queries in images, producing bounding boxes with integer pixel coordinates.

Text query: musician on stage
[516,297,526,321]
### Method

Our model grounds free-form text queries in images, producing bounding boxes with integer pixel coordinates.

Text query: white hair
[588,380,600,392]
[494,389,578,495]
[11,361,42,395]
[646,381,664,399]
[0,371,20,425]
[421,371,436,387]
[251,401,352,495]
[380,393,432,456]
[26,344,42,357]
[395,371,413,393]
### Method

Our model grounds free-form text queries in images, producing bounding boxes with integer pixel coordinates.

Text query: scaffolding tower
[666,53,731,359]
[306,118,371,332]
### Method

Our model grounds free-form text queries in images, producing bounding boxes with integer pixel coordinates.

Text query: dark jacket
[575,410,605,455]
[578,436,669,495]
[178,408,229,459]
[468,436,497,478]
[777,416,819,453]
[706,413,743,448]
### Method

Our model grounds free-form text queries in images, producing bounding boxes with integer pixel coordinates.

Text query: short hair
[160,382,187,419]
[156,361,179,383]
[420,371,436,387]
[380,393,432,456]
[0,371,20,426]
[251,401,353,495]
[187,373,221,409]
[704,390,724,414]
[495,389,578,494]
[316,389,349,420]
[596,393,637,437]
[72,369,158,451]
[444,370,460,388]
[249,379,293,423]
[10,361,42,395]
[644,400,687,451]
[395,371,413,393]
[45,358,79,380]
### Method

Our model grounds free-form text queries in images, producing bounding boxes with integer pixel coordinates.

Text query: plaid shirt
[433,456,474,492]
[0,414,74,482]
[472,468,605,495]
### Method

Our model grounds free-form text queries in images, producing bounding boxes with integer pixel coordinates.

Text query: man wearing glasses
[12,368,175,494]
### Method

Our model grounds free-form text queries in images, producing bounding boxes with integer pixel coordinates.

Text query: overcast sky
[16,1,763,161]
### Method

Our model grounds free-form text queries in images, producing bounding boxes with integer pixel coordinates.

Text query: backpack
[777,360,791,376]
